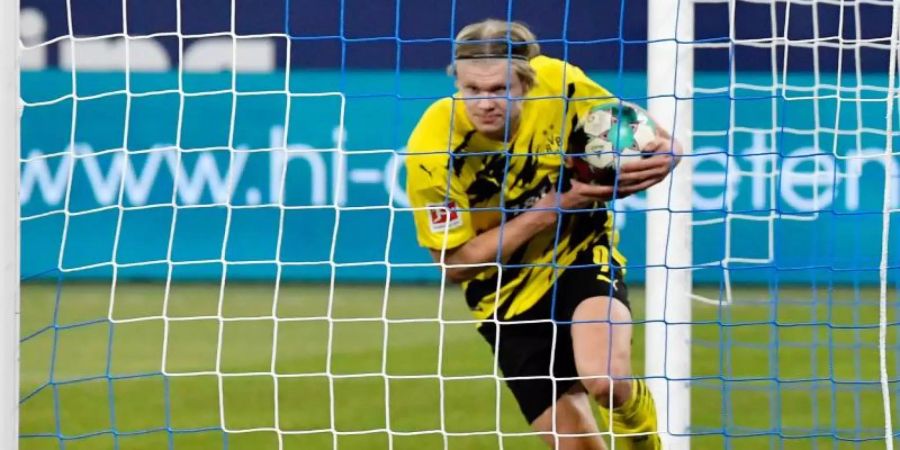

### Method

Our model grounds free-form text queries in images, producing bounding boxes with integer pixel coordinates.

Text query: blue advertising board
[20,69,900,284]
[16,0,900,285]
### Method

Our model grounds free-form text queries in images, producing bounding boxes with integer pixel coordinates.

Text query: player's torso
[451,99,613,320]
[408,56,618,320]
[454,97,570,235]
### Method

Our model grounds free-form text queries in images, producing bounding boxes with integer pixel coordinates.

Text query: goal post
[1,0,21,448]
[646,0,693,449]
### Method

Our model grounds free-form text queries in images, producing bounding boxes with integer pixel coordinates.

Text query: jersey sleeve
[405,100,477,251]
[561,60,617,122]
[532,55,618,124]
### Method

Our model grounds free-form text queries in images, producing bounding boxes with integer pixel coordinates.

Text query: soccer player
[405,19,681,450]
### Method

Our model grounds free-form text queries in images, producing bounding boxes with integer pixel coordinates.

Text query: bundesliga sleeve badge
[427,201,462,232]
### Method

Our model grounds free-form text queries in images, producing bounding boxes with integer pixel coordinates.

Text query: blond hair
[449,19,541,91]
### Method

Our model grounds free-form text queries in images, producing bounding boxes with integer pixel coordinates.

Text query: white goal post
[1,0,21,448]
[646,1,693,449]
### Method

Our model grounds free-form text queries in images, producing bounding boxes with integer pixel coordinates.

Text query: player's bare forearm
[431,206,557,283]
[431,182,615,283]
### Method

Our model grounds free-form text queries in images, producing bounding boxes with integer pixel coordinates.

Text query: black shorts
[477,243,629,424]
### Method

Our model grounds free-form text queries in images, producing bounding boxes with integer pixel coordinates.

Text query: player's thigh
[570,296,634,384]
[531,385,607,450]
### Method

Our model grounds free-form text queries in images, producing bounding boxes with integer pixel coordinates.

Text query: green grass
[19,282,899,449]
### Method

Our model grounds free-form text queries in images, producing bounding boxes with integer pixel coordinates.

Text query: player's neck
[481,119,520,142]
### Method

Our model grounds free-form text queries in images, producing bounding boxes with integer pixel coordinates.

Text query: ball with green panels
[569,102,657,185]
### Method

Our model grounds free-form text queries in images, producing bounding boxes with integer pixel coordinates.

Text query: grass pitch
[19,281,898,449]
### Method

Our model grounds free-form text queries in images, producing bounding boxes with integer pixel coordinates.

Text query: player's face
[455,59,525,140]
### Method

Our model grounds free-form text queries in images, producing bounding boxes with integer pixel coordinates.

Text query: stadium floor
[19,282,897,449]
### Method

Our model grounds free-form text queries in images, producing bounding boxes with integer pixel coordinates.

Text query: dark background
[21,0,896,72]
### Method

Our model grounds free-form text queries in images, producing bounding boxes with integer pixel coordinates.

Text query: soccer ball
[568,102,657,185]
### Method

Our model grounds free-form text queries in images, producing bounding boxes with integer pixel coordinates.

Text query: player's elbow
[430,246,478,283]
[444,267,473,284]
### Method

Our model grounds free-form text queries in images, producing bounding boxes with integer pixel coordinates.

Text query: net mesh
[16,0,900,449]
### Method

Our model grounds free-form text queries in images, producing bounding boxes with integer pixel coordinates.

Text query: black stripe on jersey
[464,273,498,311]
[491,269,533,321]
[567,82,576,99]
[466,153,506,205]
[505,176,552,220]
[557,207,611,264]
[512,136,539,188]
[451,130,477,177]
[454,130,476,153]
[463,216,607,319]
[464,244,526,311]
[567,113,587,158]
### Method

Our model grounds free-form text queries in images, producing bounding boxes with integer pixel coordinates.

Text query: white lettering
[20,150,71,205]
[23,145,248,207]
[75,144,123,205]
[332,126,347,206]
[349,168,382,184]
[124,148,171,205]
[269,126,327,205]
[845,148,900,210]
[19,133,899,221]
[166,151,249,204]
[691,149,740,210]
[780,147,836,212]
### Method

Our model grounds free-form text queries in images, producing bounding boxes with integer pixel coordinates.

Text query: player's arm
[432,180,618,283]
[408,169,560,283]
[430,204,555,283]
[406,97,617,282]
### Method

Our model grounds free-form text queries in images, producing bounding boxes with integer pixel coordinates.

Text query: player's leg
[530,383,607,450]
[571,296,633,407]
[480,318,608,449]
[571,296,660,450]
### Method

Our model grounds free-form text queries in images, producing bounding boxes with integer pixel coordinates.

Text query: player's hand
[534,178,616,213]
[615,136,682,196]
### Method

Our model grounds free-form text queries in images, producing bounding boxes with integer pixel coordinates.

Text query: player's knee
[581,376,613,405]
[582,373,632,408]
[538,394,591,428]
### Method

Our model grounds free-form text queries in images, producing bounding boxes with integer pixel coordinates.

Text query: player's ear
[515,73,531,95]
[452,79,462,97]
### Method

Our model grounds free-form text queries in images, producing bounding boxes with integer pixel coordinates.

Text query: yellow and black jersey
[405,55,627,321]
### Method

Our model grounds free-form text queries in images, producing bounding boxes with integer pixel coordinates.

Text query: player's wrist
[526,206,559,230]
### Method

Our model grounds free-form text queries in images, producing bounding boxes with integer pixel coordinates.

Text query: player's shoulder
[408,97,472,155]
[530,55,608,97]
[530,56,590,86]
[405,98,455,179]
[530,55,579,76]
[419,97,454,122]
[408,98,451,150]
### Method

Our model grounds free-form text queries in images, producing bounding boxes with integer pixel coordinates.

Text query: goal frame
[645,0,693,449]
[1,0,21,448]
